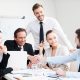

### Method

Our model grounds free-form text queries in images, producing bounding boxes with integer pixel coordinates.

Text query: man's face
[14,31,26,46]
[33,7,44,21]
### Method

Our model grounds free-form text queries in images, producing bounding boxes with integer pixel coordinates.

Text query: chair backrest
[7,51,27,69]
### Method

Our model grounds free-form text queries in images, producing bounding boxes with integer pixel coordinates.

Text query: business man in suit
[4,28,33,56]
[4,28,37,68]
[4,40,33,55]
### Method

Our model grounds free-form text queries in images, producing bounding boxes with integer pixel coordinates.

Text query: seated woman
[44,28,80,77]
[0,31,13,79]
[39,30,70,71]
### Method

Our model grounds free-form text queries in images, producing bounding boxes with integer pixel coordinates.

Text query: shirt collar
[18,45,23,48]
[36,17,47,24]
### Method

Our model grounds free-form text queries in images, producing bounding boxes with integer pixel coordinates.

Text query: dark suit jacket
[0,53,13,77]
[0,53,10,69]
[4,40,34,56]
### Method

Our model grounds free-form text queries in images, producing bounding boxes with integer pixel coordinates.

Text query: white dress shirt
[20,46,24,51]
[0,53,3,62]
[18,46,24,51]
[27,17,73,50]
[44,45,70,70]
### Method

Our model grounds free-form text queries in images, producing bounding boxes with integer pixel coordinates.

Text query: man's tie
[78,65,80,72]
[19,46,23,51]
[39,22,44,43]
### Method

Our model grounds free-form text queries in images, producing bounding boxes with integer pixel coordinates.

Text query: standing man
[27,3,73,54]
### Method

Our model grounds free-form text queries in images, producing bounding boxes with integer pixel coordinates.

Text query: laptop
[7,51,27,69]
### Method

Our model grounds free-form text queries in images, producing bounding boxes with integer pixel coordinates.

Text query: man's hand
[69,48,76,53]
[56,68,66,77]
[28,55,41,64]
[0,45,7,54]
[38,42,44,50]
[38,41,44,55]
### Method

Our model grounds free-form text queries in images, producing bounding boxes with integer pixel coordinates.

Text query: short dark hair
[75,28,80,45]
[32,3,43,12]
[14,28,27,38]
[46,30,53,38]
[0,30,2,33]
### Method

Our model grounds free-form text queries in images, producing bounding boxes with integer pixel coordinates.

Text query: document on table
[11,69,57,77]
[5,69,80,80]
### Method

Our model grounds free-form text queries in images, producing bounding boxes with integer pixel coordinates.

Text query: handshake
[27,55,66,77]
[27,54,46,69]
[27,54,44,64]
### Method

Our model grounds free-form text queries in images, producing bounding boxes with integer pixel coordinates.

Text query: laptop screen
[7,51,27,69]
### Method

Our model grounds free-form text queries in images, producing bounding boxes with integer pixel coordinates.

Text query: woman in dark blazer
[0,31,13,79]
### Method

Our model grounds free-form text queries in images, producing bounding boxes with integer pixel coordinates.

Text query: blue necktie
[39,22,44,43]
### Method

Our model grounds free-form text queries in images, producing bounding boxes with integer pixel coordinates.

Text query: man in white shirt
[27,3,73,54]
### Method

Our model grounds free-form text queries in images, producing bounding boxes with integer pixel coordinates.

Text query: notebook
[7,51,27,69]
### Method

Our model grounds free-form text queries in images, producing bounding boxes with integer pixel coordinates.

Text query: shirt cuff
[66,71,80,78]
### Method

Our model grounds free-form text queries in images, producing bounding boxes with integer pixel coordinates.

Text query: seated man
[4,28,33,55]
[4,28,38,67]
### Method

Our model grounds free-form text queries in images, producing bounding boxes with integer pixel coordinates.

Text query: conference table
[5,69,80,80]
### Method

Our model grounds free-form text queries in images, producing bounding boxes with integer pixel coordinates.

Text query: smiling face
[33,7,44,21]
[46,32,58,47]
[14,31,26,46]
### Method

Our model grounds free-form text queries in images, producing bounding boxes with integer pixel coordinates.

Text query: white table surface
[5,69,80,80]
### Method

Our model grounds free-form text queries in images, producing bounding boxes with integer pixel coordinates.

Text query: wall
[0,0,55,17]
[55,0,80,71]
[55,0,80,47]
